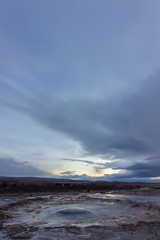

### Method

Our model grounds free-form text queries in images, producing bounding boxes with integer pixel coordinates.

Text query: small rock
[12,232,33,239]
[0,222,3,230]
[67,226,81,234]
[132,203,140,208]
[38,237,58,240]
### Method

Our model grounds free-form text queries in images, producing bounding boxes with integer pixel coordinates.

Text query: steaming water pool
[38,201,139,225]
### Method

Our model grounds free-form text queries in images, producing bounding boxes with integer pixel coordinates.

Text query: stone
[11,232,33,239]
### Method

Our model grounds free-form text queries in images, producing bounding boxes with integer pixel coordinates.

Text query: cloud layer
[2,71,160,180]
[0,1,160,180]
[21,72,160,158]
[0,158,50,177]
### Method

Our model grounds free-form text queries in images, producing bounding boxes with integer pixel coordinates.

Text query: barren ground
[0,190,160,240]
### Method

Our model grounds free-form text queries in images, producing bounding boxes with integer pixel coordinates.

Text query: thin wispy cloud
[62,158,99,165]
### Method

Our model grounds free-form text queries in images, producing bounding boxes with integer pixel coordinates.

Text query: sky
[1,0,160,182]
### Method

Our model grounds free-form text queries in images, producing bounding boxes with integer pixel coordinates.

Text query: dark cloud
[93,166,106,174]
[0,158,50,177]
[126,162,160,178]
[25,72,160,159]
[62,158,98,165]
[26,96,149,157]
[1,1,160,181]
[61,171,76,175]
[58,172,149,182]
[60,173,91,181]
[60,165,160,182]
[3,71,160,179]
[146,155,160,161]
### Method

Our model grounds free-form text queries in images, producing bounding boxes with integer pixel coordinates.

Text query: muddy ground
[0,191,160,240]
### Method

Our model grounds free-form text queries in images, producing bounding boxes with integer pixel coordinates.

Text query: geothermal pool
[0,192,160,239]
[39,201,137,225]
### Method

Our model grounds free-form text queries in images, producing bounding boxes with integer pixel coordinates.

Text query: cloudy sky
[1,0,160,182]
